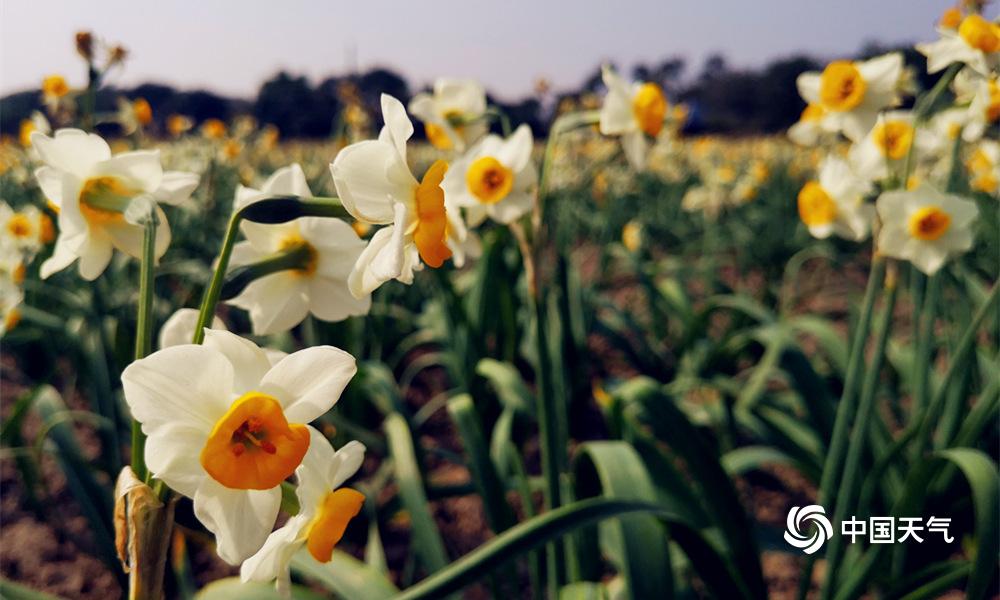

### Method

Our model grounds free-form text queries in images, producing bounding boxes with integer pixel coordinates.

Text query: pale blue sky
[0,0,968,100]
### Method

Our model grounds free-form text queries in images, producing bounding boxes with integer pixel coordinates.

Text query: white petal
[77,237,114,280]
[620,131,648,171]
[154,171,200,206]
[259,346,357,423]
[159,308,225,349]
[379,94,414,161]
[330,140,411,224]
[31,129,110,178]
[203,329,273,394]
[307,276,371,322]
[91,150,163,193]
[228,272,310,336]
[120,344,234,431]
[796,73,821,104]
[240,514,309,584]
[193,478,281,565]
[600,66,636,135]
[144,422,208,498]
[497,125,534,173]
[261,163,312,197]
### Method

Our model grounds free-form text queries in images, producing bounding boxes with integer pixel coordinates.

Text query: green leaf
[290,550,399,599]
[572,442,673,599]
[193,577,325,600]
[559,581,609,600]
[447,394,516,533]
[475,358,534,415]
[936,449,999,600]
[0,579,67,600]
[395,498,680,600]
[383,412,449,574]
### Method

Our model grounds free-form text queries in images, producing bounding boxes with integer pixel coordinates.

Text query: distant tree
[254,72,333,137]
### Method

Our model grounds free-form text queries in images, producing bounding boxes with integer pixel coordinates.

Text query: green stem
[801,257,885,596]
[219,242,316,301]
[820,271,899,599]
[912,274,940,416]
[131,208,158,482]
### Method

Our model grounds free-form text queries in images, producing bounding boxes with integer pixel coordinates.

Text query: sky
[0,0,968,101]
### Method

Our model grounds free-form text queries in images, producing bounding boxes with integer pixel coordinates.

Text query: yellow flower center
[19,120,35,148]
[278,234,318,277]
[908,206,951,241]
[167,115,191,137]
[78,176,135,226]
[621,221,642,252]
[466,156,514,205]
[797,182,838,227]
[133,98,153,126]
[425,111,465,150]
[7,214,34,239]
[42,75,69,99]
[872,120,914,160]
[202,119,227,139]
[199,392,310,490]
[940,7,962,30]
[819,61,867,111]
[986,80,1000,123]
[632,83,667,137]
[351,220,371,237]
[959,14,1000,53]
[4,308,21,333]
[973,172,998,193]
[800,103,825,122]
[412,159,452,268]
[305,488,365,562]
[13,263,26,284]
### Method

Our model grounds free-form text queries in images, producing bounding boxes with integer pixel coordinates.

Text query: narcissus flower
[961,75,999,141]
[330,94,454,298]
[1,202,52,256]
[227,164,371,335]
[241,432,365,594]
[967,140,1000,193]
[409,79,488,152]
[849,111,932,182]
[158,308,226,349]
[31,129,199,280]
[796,53,904,141]
[441,124,537,226]
[121,329,357,564]
[600,65,669,170]
[876,185,978,274]
[917,14,999,77]
[788,104,827,146]
[797,156,874,241]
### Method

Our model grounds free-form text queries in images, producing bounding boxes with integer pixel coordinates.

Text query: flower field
[1,9,998,600]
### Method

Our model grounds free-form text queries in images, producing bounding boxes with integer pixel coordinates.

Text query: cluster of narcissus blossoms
[788,5,997,275]
[18,68,679,594]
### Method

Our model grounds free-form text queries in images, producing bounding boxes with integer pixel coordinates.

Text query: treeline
[0,43,934,139]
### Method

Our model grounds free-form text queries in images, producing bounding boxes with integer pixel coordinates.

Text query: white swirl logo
[784,505,833,554]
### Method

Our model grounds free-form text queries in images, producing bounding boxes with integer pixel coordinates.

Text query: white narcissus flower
[408,79,488,152]
[121,329,356,564]
[797,156,875,241]
[1,202,51,256]
[226,164,371,335]
[876,185,979,274]
[796,53,904,141]
[441,124,537,227]
[917,14,999,77]
[848,111,933,182]
[599,65,668,170]
[31,129,199,280]
[787,104,828,146]
[241,432,365,594]
[330,94,454,298]
[961,75,999,141]
[158,308,226,349]
[967,140,1000,194]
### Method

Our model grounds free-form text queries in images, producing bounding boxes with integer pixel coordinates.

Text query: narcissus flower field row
[0,6,997,600]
